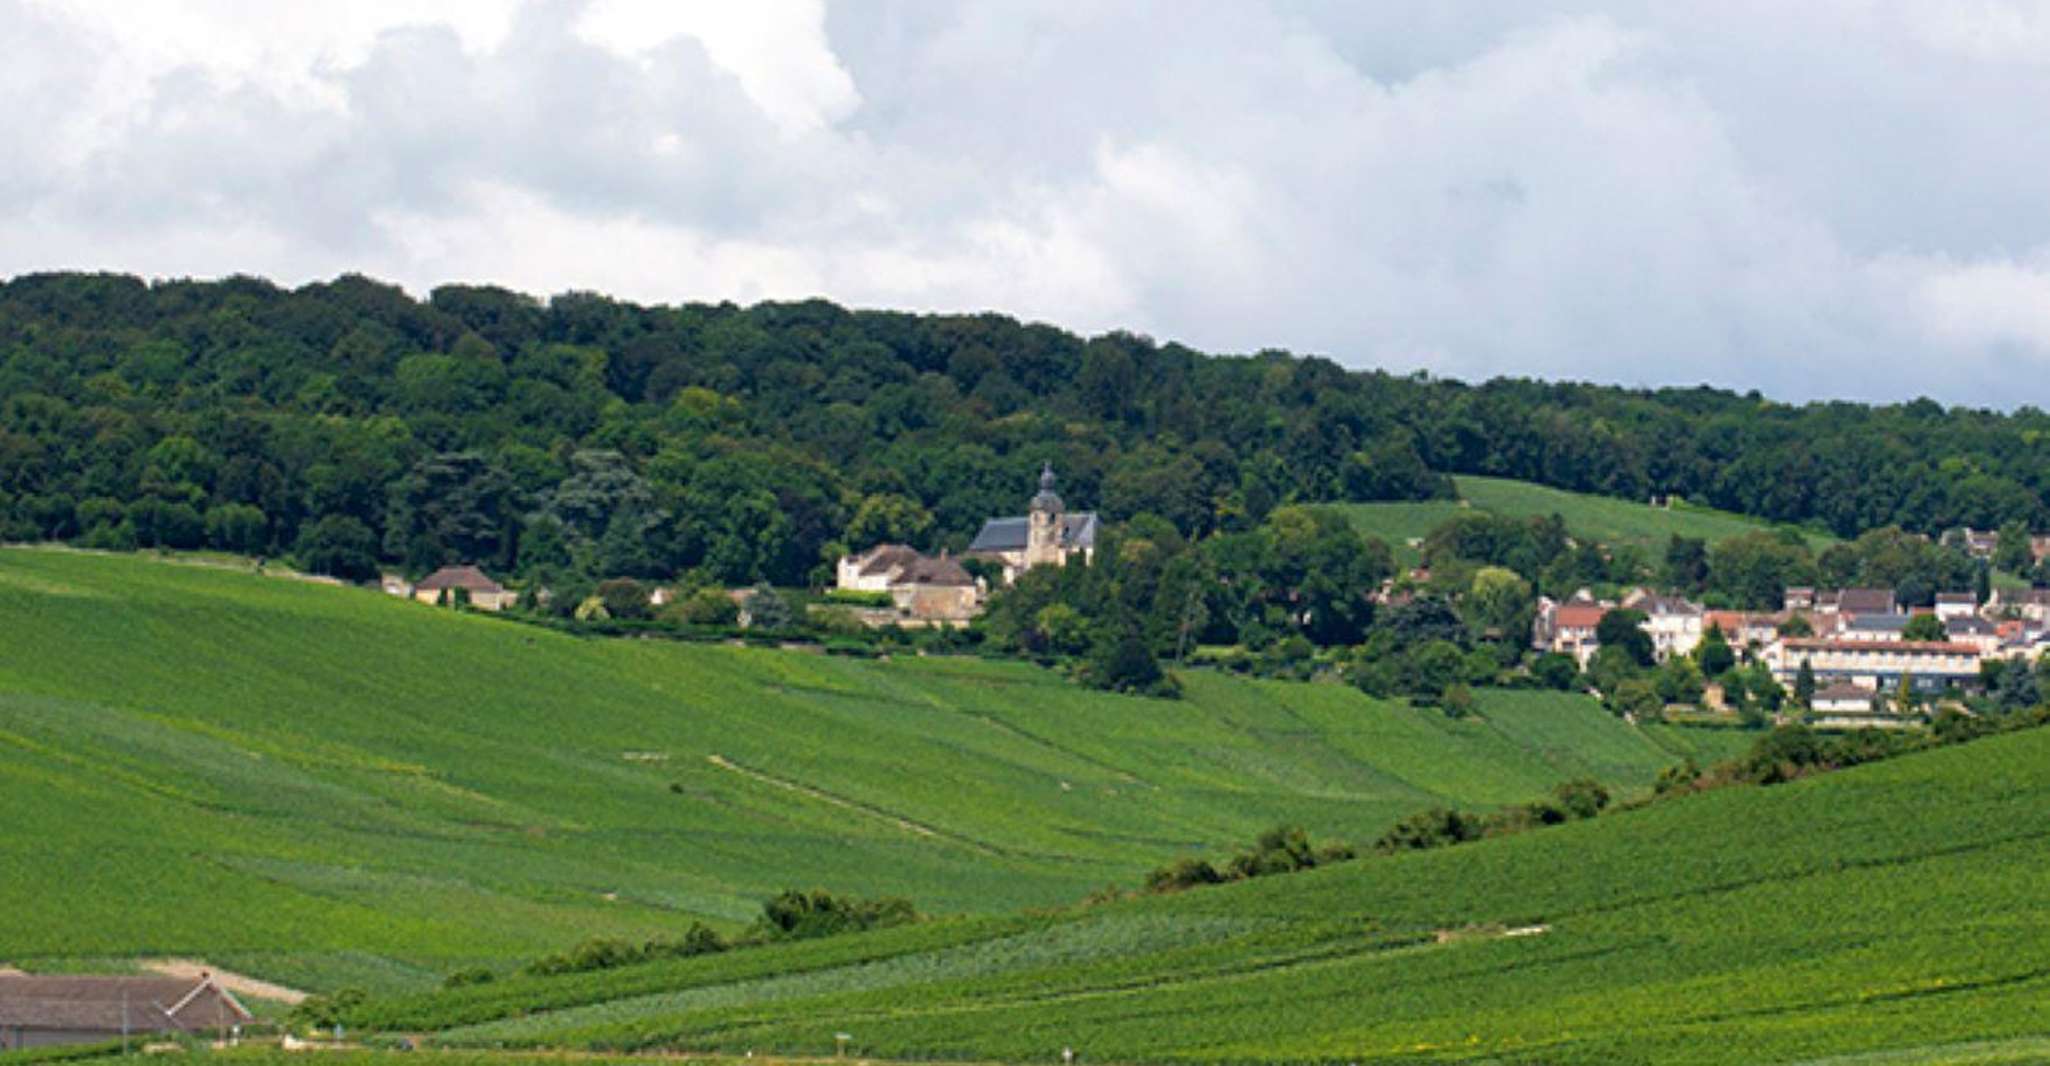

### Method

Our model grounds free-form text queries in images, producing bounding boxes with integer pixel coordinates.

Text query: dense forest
[3,270,2049,596]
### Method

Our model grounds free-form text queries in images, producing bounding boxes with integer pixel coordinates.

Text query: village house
[1532,598,1610,666]
[1990,588,2050,624]
[833,543,985,626]
[1702,610,1781,652]
[412,565,517,611]
[1944,615,2004,655]
[1783,587,1816,612]
[1623,590,1705,661]
[1933,592,1979,621]
[1838,612,1912,643]
[1808,683,1915,730]
[967,465,1099,584]
[0,974,252,1051]
[1767,638,1981,695]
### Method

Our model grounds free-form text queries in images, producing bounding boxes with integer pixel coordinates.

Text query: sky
[5,1,2050,407]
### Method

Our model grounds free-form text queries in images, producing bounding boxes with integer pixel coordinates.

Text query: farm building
[0,974,252,1050]
[412,565,516,611]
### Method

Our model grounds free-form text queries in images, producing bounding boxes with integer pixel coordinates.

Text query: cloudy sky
[5,1,2050,406]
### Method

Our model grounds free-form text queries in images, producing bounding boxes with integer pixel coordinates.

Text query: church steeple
[1025,464,1065,566]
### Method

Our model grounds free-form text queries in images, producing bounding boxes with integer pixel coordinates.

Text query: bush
[664,586,740,626]
[1551,778,1611,820]
[824,589,893,608]
[748,889,917,942]
[1530,652,1581,691]
[1144,857,1225,892]
[596,577,650,620]
[1373,807,1485,853]
[441,967,496,989]
[521,922,730,976]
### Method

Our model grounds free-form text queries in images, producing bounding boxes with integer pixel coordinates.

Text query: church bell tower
[1025,464,1065,568]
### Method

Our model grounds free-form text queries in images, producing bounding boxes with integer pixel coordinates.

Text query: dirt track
[144,958,308,1004]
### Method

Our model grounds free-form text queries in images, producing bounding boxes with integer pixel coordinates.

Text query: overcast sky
[6,1,2050,406]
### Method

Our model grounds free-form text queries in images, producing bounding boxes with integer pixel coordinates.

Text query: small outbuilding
[412,565,517,611]
[0,974,253,1050]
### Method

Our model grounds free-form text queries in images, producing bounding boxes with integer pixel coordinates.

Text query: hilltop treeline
[2,271,2047,586]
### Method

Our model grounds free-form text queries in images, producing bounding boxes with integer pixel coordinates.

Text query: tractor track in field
[704,754,1006,857]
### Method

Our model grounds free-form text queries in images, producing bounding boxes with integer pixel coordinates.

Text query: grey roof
[1836,588,1897,614]
[968,512,1099,554]
[896,554,975,588]
[852,544,921,576]
[1948,616,1996,635]
[0,976,251,1033]
[1844,613,1911,632]
[415,565,505,593]
[1935,592,1977,604]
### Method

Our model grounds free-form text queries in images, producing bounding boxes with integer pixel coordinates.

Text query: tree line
[4,271,2049,595]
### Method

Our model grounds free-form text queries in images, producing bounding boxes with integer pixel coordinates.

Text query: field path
[143,958,309,1004]
[705,754,1002,856]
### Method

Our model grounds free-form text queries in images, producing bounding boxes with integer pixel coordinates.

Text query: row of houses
[1535,585,2050,717]
[1950,527,2050,564]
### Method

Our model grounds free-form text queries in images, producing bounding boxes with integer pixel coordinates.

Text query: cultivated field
[370,725,2050,1065]
[0,548,1729,992]
[1343,475,1834,563]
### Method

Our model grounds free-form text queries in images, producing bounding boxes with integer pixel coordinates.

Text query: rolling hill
[0,547,1734,993]
[1343,474,1836,564]
[366,721,2050,1066]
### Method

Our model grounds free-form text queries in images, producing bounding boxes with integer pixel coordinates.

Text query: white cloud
[5,0,2050,406]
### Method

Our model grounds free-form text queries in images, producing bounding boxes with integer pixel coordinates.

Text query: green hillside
[1344,475,1834,563]
[378,725,2050,1066]
[0,547,1729,991]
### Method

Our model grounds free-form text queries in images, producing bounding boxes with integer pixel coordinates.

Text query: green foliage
[1695,623,1736,677]
[294,514,379,581]
[0,548,1754,982]
[1903,613,1949,642]
[1595,608,1655,667]
[523,924,728,977]
[739,583,792,630]
[748,889,916,942]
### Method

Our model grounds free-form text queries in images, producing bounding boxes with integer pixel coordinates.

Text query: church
[967,465,1099,584]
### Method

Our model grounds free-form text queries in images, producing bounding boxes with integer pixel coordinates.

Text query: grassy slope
[412,726,2050,1066]
[1343,474,1834,563]
[0,548,1728,989]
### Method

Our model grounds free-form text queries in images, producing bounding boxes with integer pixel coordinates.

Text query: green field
[363,724,2050,1065]
[1343,475,1834,563]
[0,548,1730,991]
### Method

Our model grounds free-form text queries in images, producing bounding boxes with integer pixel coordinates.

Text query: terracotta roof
[414,565,505,594]
[1553,603,1608,629]
[0,976,252,1033]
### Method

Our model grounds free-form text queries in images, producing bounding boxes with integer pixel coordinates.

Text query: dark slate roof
[1948,616,1997,635]
[415,565,505,593]
[1844,613,1911,632]
[0,976,252,1032]
[1935,592,1977,605]
[967,512,1099,554]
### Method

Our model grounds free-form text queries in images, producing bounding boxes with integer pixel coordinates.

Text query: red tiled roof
[1553,604,1608,628]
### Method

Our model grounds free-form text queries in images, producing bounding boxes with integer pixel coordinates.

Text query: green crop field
[1342,475,1835,563]
[361,724,2050,1066]
[0,547,1730,993]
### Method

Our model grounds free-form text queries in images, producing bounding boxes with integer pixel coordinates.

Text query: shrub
[442,966,496,989]
[1144,857,1225,893]
[1373,807,1485,853]
[596,578,649,620]
[748,889,917,942]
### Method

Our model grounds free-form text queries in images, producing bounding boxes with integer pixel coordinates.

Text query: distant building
[1534,598,1610,667]
[413,565,517,611]
[967,465,1099,584]
[1783,587,1816,612]
[1623,591,1705,661]
[1991,588,2050,624]
[1838,612,1912,643]
[0,975,252,1051]
[1808,683,1913,730]
[834,544,984,625]
[1933,592,1979,621]
[1831,588,1898,618]
[1767,638,1981,694]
